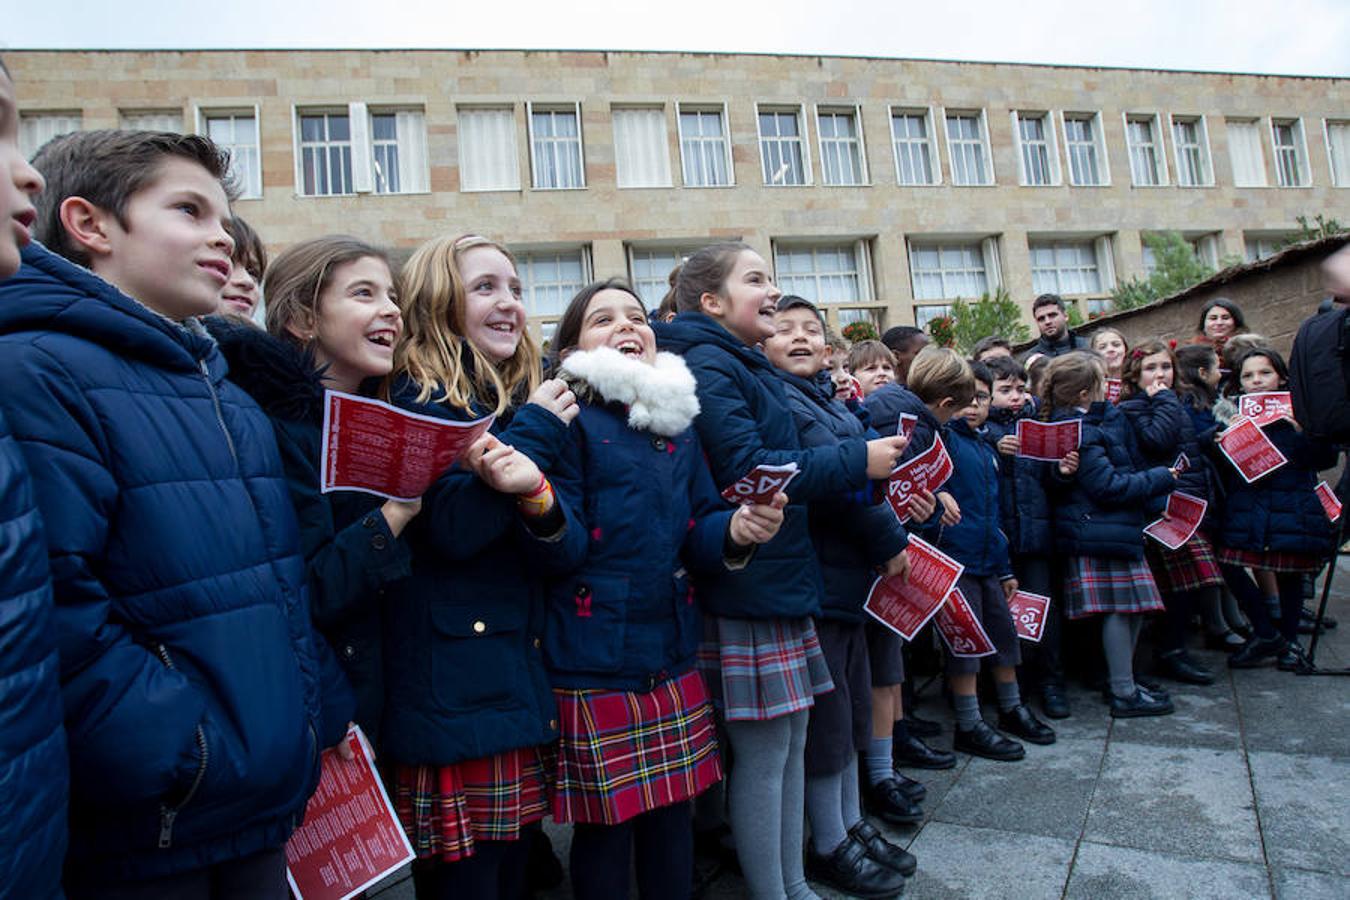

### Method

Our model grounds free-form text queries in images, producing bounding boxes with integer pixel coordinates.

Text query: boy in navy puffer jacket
[0,129,353,896]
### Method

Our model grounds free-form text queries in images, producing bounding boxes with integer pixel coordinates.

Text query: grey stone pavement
[373,559,1350,900]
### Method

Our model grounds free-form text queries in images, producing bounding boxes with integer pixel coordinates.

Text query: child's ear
[936,396,955,412]
[59,197,116,260]
[699,291,724,318]
[284,309,317,343]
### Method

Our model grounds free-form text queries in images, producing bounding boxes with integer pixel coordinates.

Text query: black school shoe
[902,713,942,739]
[953,720,1025,761]
[1277,642,1312,672]
[893,732,957,770]
[1228,634,1286,668]
[1156,649,1216,685]
[850,820,917,877]
[864,777,925,826]
[1039,681,1071,719]
[1109,688,1174,718]
[996,704,1056,745]
[892,771,926,803]
[805,833,907,899]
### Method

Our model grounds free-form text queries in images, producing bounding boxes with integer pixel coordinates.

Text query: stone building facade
[8,49,1348,341]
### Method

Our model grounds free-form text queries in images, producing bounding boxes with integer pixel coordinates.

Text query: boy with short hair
[0,56,68,900]
[0,128,352,897]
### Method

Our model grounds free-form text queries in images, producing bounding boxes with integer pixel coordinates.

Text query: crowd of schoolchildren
[0,58,1342,900]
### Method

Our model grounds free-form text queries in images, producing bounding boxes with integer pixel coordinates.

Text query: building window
[908,241,992,301]
[1084,297,1112,317]
[1029,240,1104,295]
[890,108,938,186]
[529,104,585,190]
[18,111,81,160]
[370,110,429,194]
[458,107,520,192]
[1227,119,1268,187]
[1244,234,1293,261]
[201,110,262,199]
[1271,118,1309,187]
[773,241,871,303]
[1062,113,1107,186]
[1146,233,1220,271]
[1125,114,1166,186]
[1013,112,1057,186]
[816,106,866,186]
[915,304,953,328]
[944,111,992,186]
[757,106,810,186]
[612,107,672,189]
[120,109,183,132]
[1326,120,1350,187]
[516,247,591,319]
[838,307,886,332]
[677,105,732,187]
[1171,115,1213,187]
[298,111,353,196]
[628,245,704,308]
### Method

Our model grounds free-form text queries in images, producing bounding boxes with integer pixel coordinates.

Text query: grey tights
[1102,613,1144,699]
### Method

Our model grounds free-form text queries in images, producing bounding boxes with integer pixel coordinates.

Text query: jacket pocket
[428,599,530,712]
[545,573,629,675]
[672,569,701,662]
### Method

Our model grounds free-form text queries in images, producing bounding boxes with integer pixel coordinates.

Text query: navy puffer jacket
[779,371,908,622]
[983,406,1054,556]
[381,376,586,765]
[545,348,733,690]
[1049,403,1175,560]
[0,409,67,900]
[863,382,939,454]
[0,243,352,884]
[209,320,412,746]
[654,312,869,620]
[919,418,1012,578]
[1118,388,1219,513]
[1217,419,1337,556]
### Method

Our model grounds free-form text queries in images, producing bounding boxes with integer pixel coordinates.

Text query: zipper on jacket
[199,358,238,464]
[155,643,211,849]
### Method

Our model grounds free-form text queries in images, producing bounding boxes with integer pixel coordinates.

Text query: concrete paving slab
[1065,842,1271,899]
[1109,682,1244,751]
[1233,665,1350,758]
[1249,751,1350,876]
[901,821,1076,899]
[1084,742,1262,862]
[930,737,1104,840]
[1271,866,1350,899]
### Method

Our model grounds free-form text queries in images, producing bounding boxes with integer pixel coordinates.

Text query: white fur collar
[559,346,700,437]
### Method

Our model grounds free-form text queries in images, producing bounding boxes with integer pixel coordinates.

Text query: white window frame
[836,307,886,332]
[755,103,812,187]
[626,242,708,307]
[1169,114,1214,187]
[1011,110,1061,187]
[941,108,994,186]
[196,106,263,200]
[611,105,673,189]
[1225,118,1269,188]
[1123,113,1169,187]
[526,102,586,191]
[293,102,427,198]
[18,111,82,161]
[1323,119,1350,188]
[675,102,735,188]
[456,105,522,193]
[914,304,954,329]
[1243,232,1295,262]
[368,107,430,195]
[1269,117,1311,188]
[119,108,185,132]
[293,106,356,197]
[814,104,868,187]
[1027,236,1115,296]
[514,244,593,321]
[905,237,1002,302]
[1060,111,1110,187]
[889,106,941,186]
[770,239,874,304]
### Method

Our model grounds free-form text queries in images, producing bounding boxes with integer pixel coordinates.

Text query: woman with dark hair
[1192,297,1248,369]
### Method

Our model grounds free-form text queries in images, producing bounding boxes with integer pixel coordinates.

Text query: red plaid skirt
[553,668,722,825]
[696,615,834,722]
[1217,547,1323,574]
[1063,556,1164,619]
[1146,532,1224,594]
[393,746,551,863]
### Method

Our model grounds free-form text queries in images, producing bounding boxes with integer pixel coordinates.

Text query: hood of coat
[206,316,328,423]
[558,345,700,437]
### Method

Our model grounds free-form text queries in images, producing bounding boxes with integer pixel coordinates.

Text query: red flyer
[897,413,918,441]
[285,726,414,900]
[1015,418,1082,461]
[884,435,953,523]
[1238,391,1294,428]
[721,462,799,506]
[1173,452,1190,473]
[863,535,965,640]
[1315,480,1343,522]
[1217,417,1288,484]
[321,391,494,502]
[935,588,996,658]
[1007,590,1050,643]
[1105,378,1123,404]
[1143,491,1209,550]
[847,375,864,402]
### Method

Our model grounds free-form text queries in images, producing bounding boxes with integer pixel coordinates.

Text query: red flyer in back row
[1238,391,1294,428]
[1016,418,1081,462]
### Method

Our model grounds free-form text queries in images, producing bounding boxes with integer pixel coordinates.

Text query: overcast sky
[6,0,1348,78]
